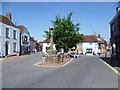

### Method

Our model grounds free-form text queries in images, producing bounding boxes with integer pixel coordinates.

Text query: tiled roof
[0,14,28,33]
[109,11,120,24]
[43,35,98,43]
[30,37,36,42]
[30,37,34,40]
[98,40,104,43]
[0,14,16,27]
[36,42,43,46]
[82,35,98,42]
[15,25,26,32]
[42,38,50,43]
[97,36,106,44]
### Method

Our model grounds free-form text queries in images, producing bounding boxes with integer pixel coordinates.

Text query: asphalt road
[2,53,119,88]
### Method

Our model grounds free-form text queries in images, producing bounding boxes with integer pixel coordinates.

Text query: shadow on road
[100,57,120,67]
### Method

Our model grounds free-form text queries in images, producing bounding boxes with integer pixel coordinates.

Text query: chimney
[116,7,120,13]
[116,1,120,13]
[98,34,101,38]
[93,32,96,36]
[6,13,11,20]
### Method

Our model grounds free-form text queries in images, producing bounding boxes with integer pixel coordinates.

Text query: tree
[44,12,83,51]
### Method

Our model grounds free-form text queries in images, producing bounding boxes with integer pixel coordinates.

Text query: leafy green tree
[44,12,83,51]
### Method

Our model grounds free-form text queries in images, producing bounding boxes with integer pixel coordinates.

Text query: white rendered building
[42,38,56,54]
[82,42,98,55]
[77,35,99,55]
[0,13,20,57]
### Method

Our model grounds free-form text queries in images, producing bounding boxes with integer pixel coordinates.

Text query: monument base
[43,49,60,63]
[43,53,62,63]
[47,49,57,55]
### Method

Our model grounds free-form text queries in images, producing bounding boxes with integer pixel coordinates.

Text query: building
[97,34,107,54]
[0,13,20,57]
[30,37,36,53]
[16,25,30,55]
[77,35,99,55]
[42,38,56,54]
[109,4,120,60]
[82,35,99,55]
[36,41,42,52]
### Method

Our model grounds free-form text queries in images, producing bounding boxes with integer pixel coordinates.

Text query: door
[5,42,9,56]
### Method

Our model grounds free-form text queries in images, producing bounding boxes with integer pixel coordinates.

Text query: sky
[2,2,118,41]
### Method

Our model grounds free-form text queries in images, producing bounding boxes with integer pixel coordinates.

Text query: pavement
[100,55,120,73]
[0,53,35,61]
[2,53,119,88]
[100,56,120,67]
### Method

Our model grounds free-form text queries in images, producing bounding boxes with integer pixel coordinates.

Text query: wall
[76,43,83,54]
[30,40,36,52]
[20,28,30,54]
[82,42,98,55]
[21,28,30,46]
[0,22,20,56]
[110,13,120,59]
[42,43,56,54]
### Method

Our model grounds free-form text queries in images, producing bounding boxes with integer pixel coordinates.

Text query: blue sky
[2,2,118,41]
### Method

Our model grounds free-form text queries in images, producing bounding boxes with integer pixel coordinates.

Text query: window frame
[6,28,10,38]
[13,30,17,39]
[13,42,17,52]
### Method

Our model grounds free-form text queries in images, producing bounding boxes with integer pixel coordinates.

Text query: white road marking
[100,59,120,76]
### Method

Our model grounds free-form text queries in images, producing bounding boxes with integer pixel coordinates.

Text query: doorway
[5,42,9,56]
[86,48,93,54]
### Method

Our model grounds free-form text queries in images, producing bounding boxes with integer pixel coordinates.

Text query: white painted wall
[0,22,20,56]
[82,42,98,55]
[42,43,56,54]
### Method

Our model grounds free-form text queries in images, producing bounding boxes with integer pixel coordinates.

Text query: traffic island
[34,57,74,67]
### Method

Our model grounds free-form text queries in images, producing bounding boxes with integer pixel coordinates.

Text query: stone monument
[44,27,59,63]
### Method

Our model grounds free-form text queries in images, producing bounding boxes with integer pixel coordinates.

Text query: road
[2,53,119,88]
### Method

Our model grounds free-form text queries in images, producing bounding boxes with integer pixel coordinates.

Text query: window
[112,25,114,31]
[86,48,93,53]
[89,42,92,45]
[6,28,9,38]
[23,35,28,44]
[0,25,1,36]
[13,30,16,39]
[13,42,16,52]
[24,36,28,42]
[47,43,49,45]
[113,44,116,55]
